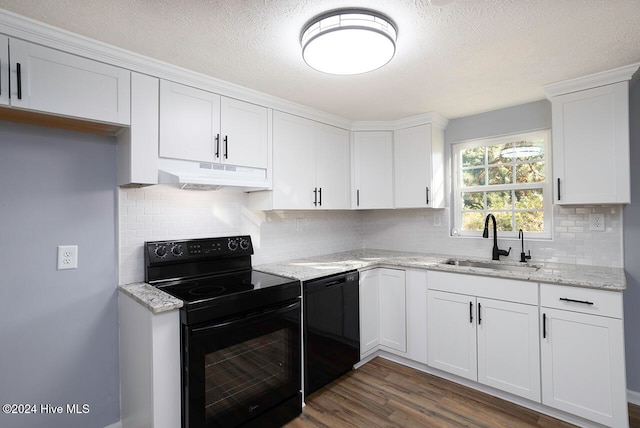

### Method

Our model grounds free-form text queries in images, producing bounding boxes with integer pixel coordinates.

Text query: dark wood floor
[285,357,640,428]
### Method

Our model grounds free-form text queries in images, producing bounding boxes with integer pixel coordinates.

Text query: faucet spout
[483,214,511,261]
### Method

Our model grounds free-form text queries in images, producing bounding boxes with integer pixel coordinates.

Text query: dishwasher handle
[304,271,359,294]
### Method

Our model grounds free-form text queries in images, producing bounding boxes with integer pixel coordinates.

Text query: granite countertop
[120,249,626,314]
[118,282,183,314]
[256,249,627,291]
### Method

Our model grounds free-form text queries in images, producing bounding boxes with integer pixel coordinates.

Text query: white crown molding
[0,8,353,129]
[351,112,449,132]
[543,62,640,98]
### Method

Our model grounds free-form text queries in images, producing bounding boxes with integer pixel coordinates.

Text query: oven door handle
[190,300,300,335]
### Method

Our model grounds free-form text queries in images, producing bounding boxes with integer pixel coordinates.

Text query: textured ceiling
[1,0,639,121]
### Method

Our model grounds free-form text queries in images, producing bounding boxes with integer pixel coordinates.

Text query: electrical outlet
[589,213,605,232]
[433,214,442,227]
[57,245,78,270]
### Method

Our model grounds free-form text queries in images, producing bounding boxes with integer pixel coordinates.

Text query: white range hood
[157,158,271,191]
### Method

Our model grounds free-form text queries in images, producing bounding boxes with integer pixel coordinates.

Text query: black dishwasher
[303,270,360,396]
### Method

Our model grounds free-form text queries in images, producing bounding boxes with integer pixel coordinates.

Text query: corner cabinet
[426,271,541,402]
[1,36,130,125]
[359,268,406,358]
[393,124,445,208]
[352,131,394,209]
[545,64,638,205]
[269,111,350,210]
[540,283,628,427]
[159,80,268,169]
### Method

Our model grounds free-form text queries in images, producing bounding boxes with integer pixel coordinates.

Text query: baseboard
[629,389,640,406]
[104,421,122,428]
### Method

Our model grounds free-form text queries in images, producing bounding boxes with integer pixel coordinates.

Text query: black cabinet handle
[223,135,228,159]
[426,187,430,205]
[214,134,220,158]
[543,313,547,339]
[356,190,360,207]
[16,62,22,100]
[557,178,561,201]
[469,301,473,323]
[478,302,482,325]
[559,297,594,305]
[318,187,322,207]
[313,188,318,206]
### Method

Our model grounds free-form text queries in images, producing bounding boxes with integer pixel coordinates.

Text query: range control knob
[239,238,250,250]
[171,244,183,257]
[154,245,168,258]
[227,239,239,251]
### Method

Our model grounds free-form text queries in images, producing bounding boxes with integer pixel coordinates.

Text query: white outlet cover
[589,214,605,232]
[57,245,78,270]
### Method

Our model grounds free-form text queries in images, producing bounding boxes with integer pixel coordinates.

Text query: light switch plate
[57,245,78,270]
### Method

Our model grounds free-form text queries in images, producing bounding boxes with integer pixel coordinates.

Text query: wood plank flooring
[285,357,640,428]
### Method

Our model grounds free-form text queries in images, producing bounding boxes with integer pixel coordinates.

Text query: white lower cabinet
[540,283,628,427]
[359,268,406,357]
[426,271,540,402]
[406,269,428,364]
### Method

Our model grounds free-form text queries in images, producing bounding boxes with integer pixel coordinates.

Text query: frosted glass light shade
[300,9,397,75]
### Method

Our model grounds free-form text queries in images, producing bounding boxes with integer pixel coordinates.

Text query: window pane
[462,192,484,210]
[516,162,545,183]
[487,191,512,210]
[462,211,485,231]
[463,168,485,186]
[494,212,513,232]
[488,143,511,165]
[516,211,544,233]
[515,188,543,210]
[461,147,485,167]
[488,165,512,185]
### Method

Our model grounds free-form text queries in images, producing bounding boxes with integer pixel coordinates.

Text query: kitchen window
[451,130,552,239]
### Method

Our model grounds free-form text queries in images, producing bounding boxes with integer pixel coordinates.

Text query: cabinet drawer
[427,271,538,305]
[540,283,622,318]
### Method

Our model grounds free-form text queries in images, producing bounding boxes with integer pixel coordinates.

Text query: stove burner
[189,285,226,296]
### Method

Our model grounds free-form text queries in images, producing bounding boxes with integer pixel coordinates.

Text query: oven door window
[185,300,301,428]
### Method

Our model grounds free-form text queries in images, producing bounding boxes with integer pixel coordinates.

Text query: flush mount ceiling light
[300,8,397,75]
[500,143,543,159]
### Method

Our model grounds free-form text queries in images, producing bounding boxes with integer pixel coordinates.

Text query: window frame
[451,130,553,239]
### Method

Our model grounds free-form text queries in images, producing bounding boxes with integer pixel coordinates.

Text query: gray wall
[0,121,119,428]
[445,99,552,144]
[624,78,640,394]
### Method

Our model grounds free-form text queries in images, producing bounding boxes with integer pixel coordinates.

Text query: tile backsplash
[119,185,623,285]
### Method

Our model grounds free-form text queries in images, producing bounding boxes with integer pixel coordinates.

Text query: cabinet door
[0,35,7,106]
[378,268,406,353]
[315,123,350,209]
[359,269,380,356]
[394,125,432,208]
[477,298,540,402]
[540,308,628,427]
[552,82,630,204]
[272,111,315,209]
[159,80,221,162]
[8,38,130,125]
[406,269,428,364]
[427,290,477,381]
[353,131,394,209]
[220,97,268,169]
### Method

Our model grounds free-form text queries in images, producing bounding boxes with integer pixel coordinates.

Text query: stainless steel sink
[441,259,540,272]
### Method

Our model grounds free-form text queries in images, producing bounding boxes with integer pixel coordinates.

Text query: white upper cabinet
[6,38,130,125]
[159,80,268,169]
[352,131,394,209]
[0,35,8,106]
[270,111,350,210]
[394,124,445,208]
[545,64,638,205]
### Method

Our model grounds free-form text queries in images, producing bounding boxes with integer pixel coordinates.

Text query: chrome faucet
[519,229,532,263]
[483,214,511,261]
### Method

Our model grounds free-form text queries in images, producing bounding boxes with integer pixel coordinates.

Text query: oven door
[184,299,301,428]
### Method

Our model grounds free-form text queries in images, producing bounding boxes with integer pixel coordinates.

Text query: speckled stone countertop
[256,249,627,291]
[118,282,183,314]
